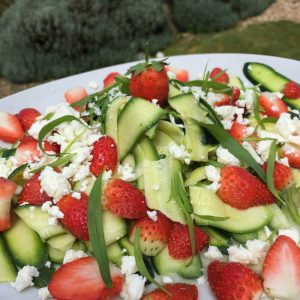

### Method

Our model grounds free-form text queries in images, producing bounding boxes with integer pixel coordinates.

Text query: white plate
[0,53,299,300]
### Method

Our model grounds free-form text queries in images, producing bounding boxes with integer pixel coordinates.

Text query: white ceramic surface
[0,53,299,300]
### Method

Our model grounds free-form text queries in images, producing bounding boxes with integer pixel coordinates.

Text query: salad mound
[0,57,300,300]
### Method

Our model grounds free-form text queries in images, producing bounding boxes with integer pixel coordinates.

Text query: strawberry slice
[90,136,118,176]
[16,108,41,131]
[262,235,300,299]
[167,223,209,259]
[229,121,252,143]
[213,94,231,107]
[209,67,229,84]
[258,92,288,117]
[0,177,17,232]
[208,261,263,300]
[165,66,189,82]
[141,283,198,300]
[129,211,172,256]
[57,193,89,241]
[104,179,147,219]
[0,112,24,143]
[19,173,52,205]
[280,144,300,168]
[217,166,275,209]
[282,81,300,99]
[103,72,120,88]
[232,86,241,103]
[48,256,124,300]
[64,87,88,111]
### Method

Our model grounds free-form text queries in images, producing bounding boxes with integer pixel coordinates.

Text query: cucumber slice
[190,186,275,233]
[117,98,167,159]
[185,167,206,187]
[118,236,134,256]
[282,97,300,110]
[3,218,47,268]
[269,205,290,230]
[153,130,174,156]
[121,154,135,170]
[145,123,158,139]
[47,233,76,252]
[201,227,230,247]
[107,242,123,267]
[72,240,87,251]
[0,235,17,282]
[47,246,64,264]
[157,120,184,145]
[231,232,258,244]
[229,75,245,90]
[15,205,67,241]
[168,84,182,98]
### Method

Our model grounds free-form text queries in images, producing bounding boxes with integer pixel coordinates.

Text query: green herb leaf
[253,92,265,129]
[194,214,229,221]
[88,172,112,288]
[185,80,232,95]
[285,186,300,225]
[0,148,16,158]
[8,164,28,181]
[261,117,278,124]
[207,159,224,168]
[114,75,130,95]
[198,98,223,127]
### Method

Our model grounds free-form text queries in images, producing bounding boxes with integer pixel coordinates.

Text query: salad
[0,54,300,300]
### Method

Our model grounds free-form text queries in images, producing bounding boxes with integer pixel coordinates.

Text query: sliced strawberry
[58,193,89,241]
[217,166,275,209]
[232,86,241,103]
[90,136,118,176]
[280,143,300,168]
[0,112,24,143]
[167,223,209,259]
[165,66,189,82]
[44,141,60,154]
[19,173,52,205]
[16,108,41,131]
[48,256,124,300]
[258,92,288,117]
[103,72,120,88]
[64,87,88,111]
[282,81,300,99]
[141,283,198,300]
[208,261,263,300]
[129,211,172,256]
[213,94,231,107]
[16,136,41,165]
[210,67,229,84]
[229,121,251,143]
[104,179,147,219]
[262,235,300,299]
[0,177,17,232]
[262,162,292,191]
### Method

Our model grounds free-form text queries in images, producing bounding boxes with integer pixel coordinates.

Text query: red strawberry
[0,177,17,232]
[210,67,229,84]
[217,166,275,209]
[208,261,263,300]
[64,87,88,111]
[48,256,124,300]
[141,283,198,300]
[129,211,172,256]
[19,173,52,205]
[0,112,24,143]
[262,235,300,299]
[232,86,241,103]
[44,141,60,154]
[167,223,209,259]
[165,66,189,82]
[16,136,41,165]
[262,162,292,191]
[229,121,252,143]
[90,136,118,176]
[57,193,89,241]
[103,72,120,88]
[16,108,41,131]
[213,94,231,107]
[258,92,288,117]
[280,143,300,168]
[282,81,300,99]
[104,179,147,219]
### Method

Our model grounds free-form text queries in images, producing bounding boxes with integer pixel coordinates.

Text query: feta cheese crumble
[204,246,224,261]
[63,249,88,264]
[120,274,146,300]
[41,201,64,226]
[118,164,136,182]
[197,276,206,285]
[204,165,221,191]
[11,266,39,292]
[147,210,158,222]
[162,276,173,284]
[72,192,81,200]
[38,287,52,300]
[168,142,190,164]
[216,146,240,166]
[121,256,137,277]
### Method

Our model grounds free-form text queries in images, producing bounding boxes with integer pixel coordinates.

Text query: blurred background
[0,0,299,98]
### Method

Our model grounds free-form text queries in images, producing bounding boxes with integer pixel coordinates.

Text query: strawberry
[16,136,41,165]
[104,179,147,219]
[280,143,300,168]
[217,166,275,209]
[90,136,118,176]
[229,121,252,143]
[213,94,231,107]
[282,81,300,99]
[129,211,172,256]
[16,108,41,131]
[44,140,60,154]
[262,162,292,191]
[48,256,124,300]
[262,235,300,299]
[64,87,88,111]
[0,112,24,143]
[232,86,241,103]
[0,177,17,232]
[57,193,89,241]
[208,261,263,300]
[103,72,120,88]
[258,92,288,117]
[210,67,229,84]
[167,223,209,259]
[165,66,189,82]
[141,283,198,300]
[19,173,52,205]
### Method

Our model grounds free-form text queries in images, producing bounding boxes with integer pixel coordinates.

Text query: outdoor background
[0,0,299,99]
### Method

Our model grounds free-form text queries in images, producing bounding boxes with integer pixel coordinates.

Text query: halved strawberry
[16,108,41,131]
[165,66,189,82]
[104,179,147,219]
[19,173,52,205]
[167,223,209,259]
[129,211,172,256]
[141,283,198,300]
[44,141,60,154]
[208,261,263,300]
[282,81,300,99]
[262,235,300,299]
[16,136,41,165]
[232,86,241,103]
[0,112,24,143]
[213,94,231,107]
[48,256,124,300]
[217,166,275,209]
[229,121,252,143]
[90,136,118,176]
[280,143,300,168]
[57,193,89,241]
[258,92,288,117]
[0,177,17,232]
[64,87,88,111]
[103,72,120,88]
[210,67,229,84]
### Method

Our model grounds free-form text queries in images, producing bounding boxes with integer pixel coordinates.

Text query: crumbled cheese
[120,274,146,300]
[15,185,23,195]
[11,266,39,292]
[89,81,99,89]
[118,164,136,182]
[147,210,158,222]
[278,227,300,244]
[63,249,88,264]
[0,158,12,178]
[45,261,51,268]
[168,142,190,164]
[242,142,264,164]
[214,105,247,129]
[108,87,127,102]
[197,276,206,285]
[162,276,173,284]
[279,157,289,166]
[216,146,240,166]
[206,92,226,106]
[256,140,272,161]
[275,112,300,145]
[102,170,112,181]
[38,287,52,300]
[228,245,257,265]
[204,246,224,261]
[72,162,90,182]
[167,71,176,80]
[41,201,64,226]
[204,165,221,191]
[72,192,81,200]
[152,184,160,191]
[121,256,137,277]
[273,92,284,99]
[191,86,206,100]
[151,99,159,105]
[245,239,269,261]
